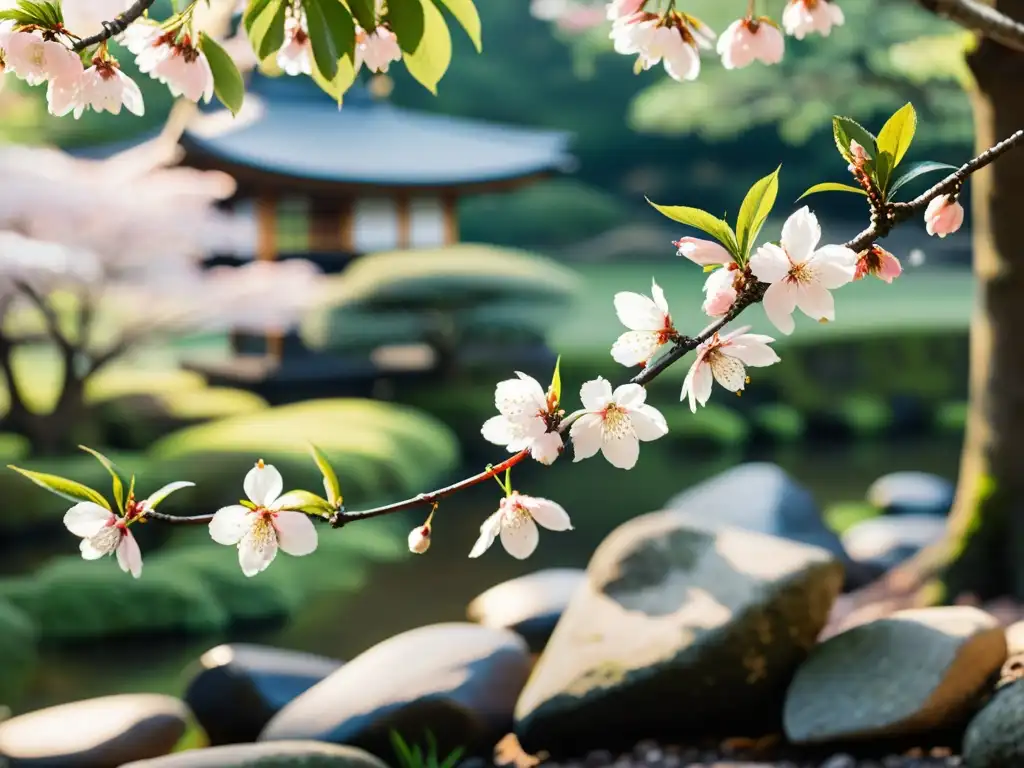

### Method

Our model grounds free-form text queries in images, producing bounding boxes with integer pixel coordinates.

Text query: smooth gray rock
[867,472,954,517]
[183,643,342,745]
[467,569,585,652]
[666,463,848,561]
[841,514,948,570]
[0,694,189,767]
[963,678,1024,768]
[260,622,531,759]
[784,606,1006,744]
[514,512,843,757]
[121,741,388,768]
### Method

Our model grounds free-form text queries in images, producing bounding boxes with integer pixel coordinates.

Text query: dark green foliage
[0,598,38,702]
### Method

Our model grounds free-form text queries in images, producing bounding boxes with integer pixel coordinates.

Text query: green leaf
[273,490,333,516]
[311,54,357,105]
[394,0,451,94]
[248,0,288,60]
[317,0,357,60]
[877,102,917,171]
[346,0,377,31]
[303,0,340,79]
[243,0,275,33]
[735,166,780,261]
[550,355,562,402]
[388,0,425,51]
[200,32,245,114]
[434,0,481,51]
[309,443,343,506]
[888,161,959,198]
[646,199,738,258]
[144,481,195,509]
[833,116,877,164]
[875,150,895,195]
[78,446,124,514]
[390,731,416,768]
[796,182,869,201]
[8,466,110,510]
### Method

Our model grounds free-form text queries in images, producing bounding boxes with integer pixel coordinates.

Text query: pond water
[16,436,962,715]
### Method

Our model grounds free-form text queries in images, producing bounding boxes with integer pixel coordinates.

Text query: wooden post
[442,195,459,245]
[255,196,283,361]
[396,195,411,249]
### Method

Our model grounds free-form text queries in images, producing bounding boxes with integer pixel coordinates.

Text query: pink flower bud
[855,245,902,284]
[847,140,869,173]
[924,195,965,238]
[674,237,734,267]
[717,18,784,70]
[408,525,431,554]
[703,285,738,317]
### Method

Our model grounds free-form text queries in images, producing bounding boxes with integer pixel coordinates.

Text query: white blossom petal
[681,360,701,413]
[116,530,143,578]
[614,290,665,331]
[650,279,670,315]
[601,431,640,470]
[780,206,821,263]
[64,502,113,538]
[710,354,748,391]
[813,245,858,289]
[500,515,540,559]
[691,361,714,407]
[580,377,614,411]
[524,498,573,531]
[749,243,791,284]
[274,511,318,556]
[762,280,798,335]
[238,521,278,577]
[209,505,251,545]
[530,431,563,465]
[630,404,668,441]
[613,383,647,409]
[795,279,835,321]
[570,413,604,461]
[611,330,662,367]
[244,463,283,507]
[481,415,517,447]
[469,511,502,558]
[726,338,780,367]
[79,537,108,560]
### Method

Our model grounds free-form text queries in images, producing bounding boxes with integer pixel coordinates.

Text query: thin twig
[915,0,1024,55]
[14,281,74,355]
[126,130,1024,528]
[69,0,159,51]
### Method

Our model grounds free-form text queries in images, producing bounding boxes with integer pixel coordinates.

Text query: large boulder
[963,679,1024,768]
[467,569,586,653]
[841,514,948,570]
[182,644,343,745]
[866,471,954,517]
[0,694,190,767]
[665,463,863,583]
[784,606,1006,744]
[513,512,843,758]
[121,741,388,768]
[259,623,531,759]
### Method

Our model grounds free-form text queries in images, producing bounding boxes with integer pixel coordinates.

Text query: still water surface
[20,437,961,713]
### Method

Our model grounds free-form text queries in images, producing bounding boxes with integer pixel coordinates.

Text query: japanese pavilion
[178,71,573,365]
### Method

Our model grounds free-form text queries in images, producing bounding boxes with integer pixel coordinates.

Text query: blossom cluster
[602,0,845,82]
[0,0,402,120]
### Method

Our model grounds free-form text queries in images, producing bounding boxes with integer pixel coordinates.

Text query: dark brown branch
[69,0,159,51]
[53,130,1024,530]
[14,281,73,355]
[915,0,1024,54]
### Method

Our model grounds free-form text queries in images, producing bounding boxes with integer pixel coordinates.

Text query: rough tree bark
[933,0,1024,601]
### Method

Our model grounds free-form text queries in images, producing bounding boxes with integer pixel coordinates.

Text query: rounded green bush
[751,403,806,443]
[0,556,228,642]
[663,403,750,449]
[833,395,892,438]
[0,597,37,703]
[147,399,460,509]
[935,400,967,434]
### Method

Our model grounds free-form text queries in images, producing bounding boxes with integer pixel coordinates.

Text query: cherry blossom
[847,139,870,173]
[675,237,741,317]
[356,26,402,73]
[68,60,145,118]
[680,326,780,412]
[469,492,572,560]
[717,17,785,70]
[481,372,563,465]
[674,236,734,266]
[612,12,714,83]
[209,461,319,577]
[924,195,965,238]
[611,279,676,367]
[408,524,431,554]
[782,0,845,40]
[62,480,194,579]
[61,0,133,37]
[2,30,82,86]
[748,206,857,334]
[569,378,668,470]
[855,245,902,283]
[278,14,313,76]
[606,0,644,21]
[130,27,215,104]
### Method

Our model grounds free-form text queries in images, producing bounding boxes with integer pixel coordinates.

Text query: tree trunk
[939,5,1024,601]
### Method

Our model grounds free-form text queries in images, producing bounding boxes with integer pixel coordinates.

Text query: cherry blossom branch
[63,130,1024,533]
[14,281,74,355]
[69,0,159,51]
[916,0,1024,54]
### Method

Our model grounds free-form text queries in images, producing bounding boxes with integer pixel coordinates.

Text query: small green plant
[390,729,465,768]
